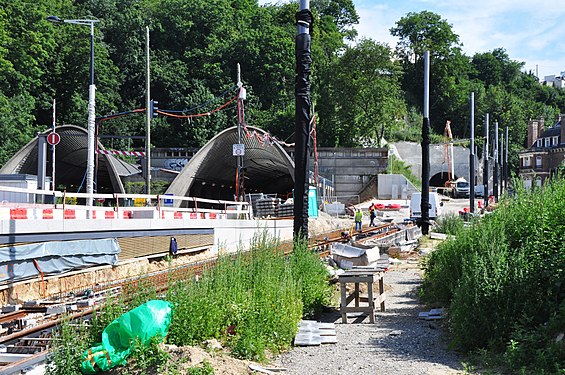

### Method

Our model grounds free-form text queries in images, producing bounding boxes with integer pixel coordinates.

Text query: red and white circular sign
[47,132,61,146]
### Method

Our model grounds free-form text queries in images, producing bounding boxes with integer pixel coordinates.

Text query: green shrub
[422,178,565,373]
[433,212,464,235]
[46,316,90,375]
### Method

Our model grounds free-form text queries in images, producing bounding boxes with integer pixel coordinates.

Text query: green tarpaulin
[81,300,173,373]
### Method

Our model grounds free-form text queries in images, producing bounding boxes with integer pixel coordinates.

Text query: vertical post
[145,26,151,195]
[37,133,47,203]
[493,121,499,202]
[421,51,431,235]
[52,99,56,192]
[505,126,509,189]
[236,63,245,201]
[500,129,504,191]
[86,22,96,212]
[483,113,489,207]
[469,92,475,213]
[294,0,312,240]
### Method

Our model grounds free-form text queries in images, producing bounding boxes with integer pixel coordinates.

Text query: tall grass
[422,178,565,373]
[47,232,331,372]
[166,233,331,361]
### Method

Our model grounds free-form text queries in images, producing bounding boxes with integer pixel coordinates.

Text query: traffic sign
[233,143,245,156]
[47,132,61,146]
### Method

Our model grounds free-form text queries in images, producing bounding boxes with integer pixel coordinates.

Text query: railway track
[0,223,401,374]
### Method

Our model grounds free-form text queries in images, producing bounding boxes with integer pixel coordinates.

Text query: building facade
[519,117,565,187]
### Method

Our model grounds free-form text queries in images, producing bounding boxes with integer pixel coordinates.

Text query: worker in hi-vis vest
[354,208,363,232]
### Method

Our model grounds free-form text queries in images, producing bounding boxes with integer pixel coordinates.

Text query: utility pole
[421,51,431,235]
[145,26,151,194]
[469,92,475,213]
[500,128,504,191]
[505,126,509,189]
[236,63,246,202]
[52,99,56,192]
[483,113,489,207]
[493,121,499,202]
[293,0,312,240]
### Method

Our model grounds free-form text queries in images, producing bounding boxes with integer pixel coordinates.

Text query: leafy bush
[433,212,464,235]
[422,178,565,373]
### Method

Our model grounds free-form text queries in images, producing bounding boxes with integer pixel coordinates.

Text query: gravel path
[274,266,466,375]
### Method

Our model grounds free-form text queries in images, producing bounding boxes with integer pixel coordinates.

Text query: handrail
[0,185,252,219]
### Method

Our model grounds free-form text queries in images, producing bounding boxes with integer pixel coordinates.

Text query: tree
[317,39,405,146]
[390,11,474,135]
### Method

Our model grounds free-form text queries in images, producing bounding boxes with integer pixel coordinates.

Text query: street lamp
[47,16,99,208]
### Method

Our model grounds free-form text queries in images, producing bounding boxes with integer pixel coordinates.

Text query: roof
[0,125,138,193]
[166,126,295,204]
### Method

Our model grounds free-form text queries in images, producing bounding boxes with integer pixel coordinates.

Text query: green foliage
[390,155,421,189]
[124,180,170,195]
[167,233,330,361]
[422,178,565,373]
[290,238,332,317]
[46,316,90,375]
[433,212,464,235]
[127,335,171,374]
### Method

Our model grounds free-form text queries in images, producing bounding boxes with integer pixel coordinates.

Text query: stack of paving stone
[255,197,280,218]
[293,320,337,346]
[276,203,294,217]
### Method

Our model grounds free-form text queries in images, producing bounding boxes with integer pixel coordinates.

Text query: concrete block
[77,299,95,308]
[2,304,21,313]
[46,305,66,315]
[23,301,39,308]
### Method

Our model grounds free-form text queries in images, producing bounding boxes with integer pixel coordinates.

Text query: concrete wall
[393,141,482,185]
[377,174,419,199]
[309,147,388,202]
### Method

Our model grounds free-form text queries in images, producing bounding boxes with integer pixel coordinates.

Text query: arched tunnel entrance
[429,172,460,187]
[0,125,139,193]
[166,126,295,205]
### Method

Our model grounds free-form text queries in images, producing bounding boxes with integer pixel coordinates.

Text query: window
[523,156,531,167]
[537,139,542,148]
[536,177,542,187]
[553,136,559,146]
[524,177,532,189]
[536,156,542,168]
[545,138,550,147]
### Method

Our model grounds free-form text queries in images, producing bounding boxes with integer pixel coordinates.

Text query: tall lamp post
[47,16,99,208]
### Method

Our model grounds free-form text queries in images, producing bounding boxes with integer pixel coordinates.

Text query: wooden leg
[354,282,360,307]
[367,280,375,323]
[379,275,385,312]
[340,282,347,324]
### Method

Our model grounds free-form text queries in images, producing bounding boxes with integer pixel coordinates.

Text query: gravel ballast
[274,266,466,375]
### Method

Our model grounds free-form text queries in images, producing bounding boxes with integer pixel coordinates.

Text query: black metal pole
[421,51,431,235]
[483,113,489,207]
[493,121,499,202]
[470,92,475,213]
[505,126,509,189]
[293,0,312,240]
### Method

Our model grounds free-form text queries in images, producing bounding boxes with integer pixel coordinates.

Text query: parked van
[409,192,443,220]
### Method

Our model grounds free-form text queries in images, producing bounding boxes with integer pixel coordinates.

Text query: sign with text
[232,143,245,156]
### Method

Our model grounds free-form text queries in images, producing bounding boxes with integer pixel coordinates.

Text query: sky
[259,0,565,80]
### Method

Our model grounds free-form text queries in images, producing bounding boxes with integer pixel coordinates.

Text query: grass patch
[166,233,331,361]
